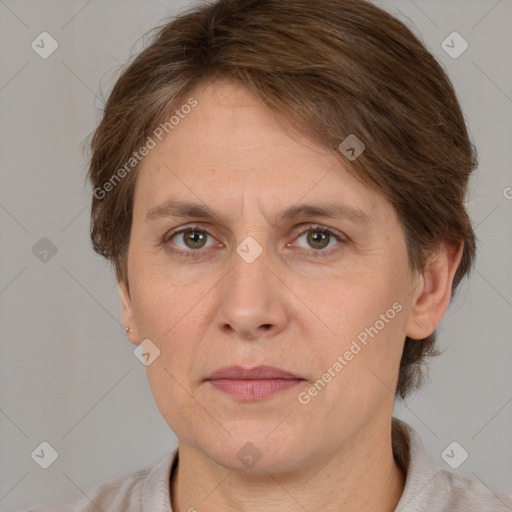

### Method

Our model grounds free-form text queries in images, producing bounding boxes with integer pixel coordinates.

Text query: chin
[197,429,308,475]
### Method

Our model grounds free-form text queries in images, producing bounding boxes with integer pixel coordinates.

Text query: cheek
[297,301,406,437]
[300,265,408,398]
[129,272,207,433]
[303,262,404,340]
[128,262,215,381]
[144,358,205,444]
[129,255,191,334]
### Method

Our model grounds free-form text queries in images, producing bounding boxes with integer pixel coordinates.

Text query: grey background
[0,0,511,510]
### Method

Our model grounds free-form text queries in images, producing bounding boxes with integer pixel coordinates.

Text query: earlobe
[118,278,140,346]
[405,241,464,340]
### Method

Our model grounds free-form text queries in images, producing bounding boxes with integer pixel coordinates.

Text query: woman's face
[120,79,425,472]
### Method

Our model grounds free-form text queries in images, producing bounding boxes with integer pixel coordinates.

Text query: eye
[163,224,345,257]
[164,226,219,255]
[292,225,345,255]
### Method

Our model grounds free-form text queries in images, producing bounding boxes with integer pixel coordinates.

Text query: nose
[215,243,289,341]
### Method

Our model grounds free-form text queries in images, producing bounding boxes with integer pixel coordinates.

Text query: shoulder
[437,469,512,512]
[22,448,177,512]
[392,418,512,512]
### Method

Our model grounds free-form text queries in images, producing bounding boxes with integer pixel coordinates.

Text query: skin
[119,79,463,512]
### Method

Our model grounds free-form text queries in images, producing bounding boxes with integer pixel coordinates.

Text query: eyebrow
[145,199,373,225]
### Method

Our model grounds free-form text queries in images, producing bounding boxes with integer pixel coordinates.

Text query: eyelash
[162,224,346,259]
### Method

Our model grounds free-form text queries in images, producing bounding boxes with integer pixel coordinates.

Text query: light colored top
[24,418,512,511]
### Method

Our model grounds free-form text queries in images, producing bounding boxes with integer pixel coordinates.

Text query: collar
[392,417,447,511]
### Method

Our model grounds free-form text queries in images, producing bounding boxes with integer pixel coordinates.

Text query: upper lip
[205,365,303,380]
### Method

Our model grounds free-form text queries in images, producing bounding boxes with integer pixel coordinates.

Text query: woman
[26,0,512,510]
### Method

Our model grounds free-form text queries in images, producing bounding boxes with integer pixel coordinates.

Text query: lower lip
[207,378,303,400]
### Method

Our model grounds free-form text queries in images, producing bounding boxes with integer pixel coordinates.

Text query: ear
[118,278,140,346]
[406,241,464,340]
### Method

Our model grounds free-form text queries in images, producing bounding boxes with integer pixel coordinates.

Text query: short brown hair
[87,0,477,399]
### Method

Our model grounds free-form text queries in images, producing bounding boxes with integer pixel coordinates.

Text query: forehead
[133,80,391,223]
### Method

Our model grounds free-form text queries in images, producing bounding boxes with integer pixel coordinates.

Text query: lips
[205,365,302,381]
[205,365,304,401]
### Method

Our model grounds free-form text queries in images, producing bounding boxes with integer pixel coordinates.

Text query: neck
[170,418,405,512]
